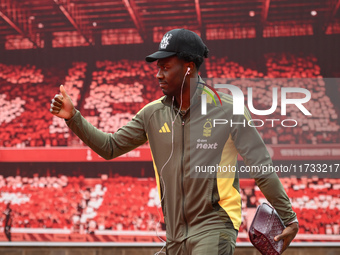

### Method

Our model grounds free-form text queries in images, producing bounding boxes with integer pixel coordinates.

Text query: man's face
[156,56,187,97]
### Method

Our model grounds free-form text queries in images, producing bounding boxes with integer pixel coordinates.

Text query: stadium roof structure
[0,0,339,49]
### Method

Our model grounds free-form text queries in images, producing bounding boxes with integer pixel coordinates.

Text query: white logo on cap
[160,33,173,49]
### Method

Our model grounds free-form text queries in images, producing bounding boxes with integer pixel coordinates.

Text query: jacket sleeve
[66,110,147,160]
[230,108,297,226]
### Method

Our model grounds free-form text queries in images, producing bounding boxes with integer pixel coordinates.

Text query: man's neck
[175,78,199,111]
[174,94,190,111]
[175,72,199,111]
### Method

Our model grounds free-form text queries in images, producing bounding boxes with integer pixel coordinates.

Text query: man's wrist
[65,109,77,121]
[286,219,299,226]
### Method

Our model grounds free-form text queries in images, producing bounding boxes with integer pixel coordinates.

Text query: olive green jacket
[66,82,297,242]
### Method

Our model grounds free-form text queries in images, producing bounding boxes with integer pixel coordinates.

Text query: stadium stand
[206,55,265,78]
[1,172,338,236]
[205,53,340,144]
[82,59,162,133]
[254,176,340,235]
[0,52,339,146]
[0,174,162,233]
[0,174,78,229]
[0,63,67,147]
[95,175,162,231]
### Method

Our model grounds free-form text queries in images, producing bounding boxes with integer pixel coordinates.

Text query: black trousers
[5,226,11,241]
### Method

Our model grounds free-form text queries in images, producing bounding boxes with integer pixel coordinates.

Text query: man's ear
[187,62,195,73]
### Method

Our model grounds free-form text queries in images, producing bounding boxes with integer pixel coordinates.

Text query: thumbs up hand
[50,85,76,120]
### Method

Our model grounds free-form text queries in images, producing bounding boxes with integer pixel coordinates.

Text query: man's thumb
[60,84,68,97]
[274,234,282,242]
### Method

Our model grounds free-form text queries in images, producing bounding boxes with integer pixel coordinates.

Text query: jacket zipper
[181,118,189,238]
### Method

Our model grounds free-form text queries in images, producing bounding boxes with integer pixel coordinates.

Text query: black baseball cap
[145,28,207,62]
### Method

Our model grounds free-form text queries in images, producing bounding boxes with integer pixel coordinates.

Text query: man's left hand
[274,222,299,253]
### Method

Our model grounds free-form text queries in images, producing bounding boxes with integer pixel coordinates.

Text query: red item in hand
[248,203,285,255]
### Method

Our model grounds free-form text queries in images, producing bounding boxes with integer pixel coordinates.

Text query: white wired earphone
[154,67,190,255]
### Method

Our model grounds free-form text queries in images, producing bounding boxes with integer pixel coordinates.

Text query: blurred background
[0,0,339,254]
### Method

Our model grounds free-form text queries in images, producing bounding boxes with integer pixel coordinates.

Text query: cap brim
[145,51,177,62]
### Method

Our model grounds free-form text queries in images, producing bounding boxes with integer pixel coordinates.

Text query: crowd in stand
[206,55,265,78]
[94,175,162,231]
[255,176,340,235]
[0,174,79,229]
[0,174,162,233]
[0,53,339,147]
[0,63,70,147]
[1,173,339,236]
[0,63,43,84]
[82,60,162,133]
[205,53,340,144]
[0,55,339,241]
